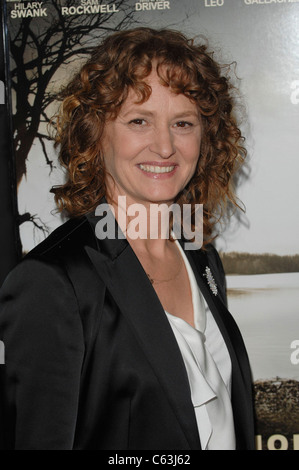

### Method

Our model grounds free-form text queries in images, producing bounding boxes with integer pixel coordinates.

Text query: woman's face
[101,70,202,208]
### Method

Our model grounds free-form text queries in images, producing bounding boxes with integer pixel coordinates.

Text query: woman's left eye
[174,121,193,128]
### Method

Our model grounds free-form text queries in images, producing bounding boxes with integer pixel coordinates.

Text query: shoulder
[27,215,97,262]
[0,214,105,356]
[0,214,99,303]
[205,243,226,277]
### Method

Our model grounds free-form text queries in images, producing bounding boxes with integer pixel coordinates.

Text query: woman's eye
[175,121,193,128]
[129,119,146,126]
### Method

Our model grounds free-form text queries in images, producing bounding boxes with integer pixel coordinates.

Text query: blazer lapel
[184,247,245,369]
[84,211,201,450]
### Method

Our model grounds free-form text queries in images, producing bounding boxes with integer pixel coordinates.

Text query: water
[226,273,299,381]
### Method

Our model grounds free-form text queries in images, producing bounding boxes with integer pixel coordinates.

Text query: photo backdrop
[0,0,20,285]
[4,0,299,450]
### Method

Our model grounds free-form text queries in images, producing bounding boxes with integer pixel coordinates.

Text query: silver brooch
[203,266,218,296]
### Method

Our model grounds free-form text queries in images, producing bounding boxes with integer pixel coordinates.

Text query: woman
[0,28,255,450]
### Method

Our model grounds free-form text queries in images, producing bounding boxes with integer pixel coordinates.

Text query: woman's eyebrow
[121,109,155,118]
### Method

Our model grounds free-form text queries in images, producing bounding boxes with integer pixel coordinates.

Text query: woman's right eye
[129,119,146,126]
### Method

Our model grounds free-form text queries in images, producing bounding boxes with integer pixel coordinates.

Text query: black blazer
[0,208,255,450]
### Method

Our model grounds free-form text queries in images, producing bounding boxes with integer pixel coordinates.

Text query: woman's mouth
[138,163,177,176]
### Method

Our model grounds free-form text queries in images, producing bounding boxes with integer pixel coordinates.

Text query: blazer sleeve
[0,258,85,450]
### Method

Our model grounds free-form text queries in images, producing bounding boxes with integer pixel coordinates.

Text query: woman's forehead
[119,74,200,118]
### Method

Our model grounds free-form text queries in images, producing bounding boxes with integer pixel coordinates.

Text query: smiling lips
[138,162,177,176]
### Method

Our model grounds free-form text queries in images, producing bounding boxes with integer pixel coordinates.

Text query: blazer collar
[85,208,201,450]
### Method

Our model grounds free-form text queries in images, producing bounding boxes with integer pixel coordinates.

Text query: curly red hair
[52,27,246,243]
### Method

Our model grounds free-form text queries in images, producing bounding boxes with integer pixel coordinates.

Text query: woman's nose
[149,126,176,159]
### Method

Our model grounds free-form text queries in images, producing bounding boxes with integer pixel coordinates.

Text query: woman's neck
[106,192,175,254]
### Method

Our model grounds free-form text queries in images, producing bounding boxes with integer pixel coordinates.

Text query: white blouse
[165,242,236,450]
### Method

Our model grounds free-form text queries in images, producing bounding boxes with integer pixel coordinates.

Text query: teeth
[139,164,175,174]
